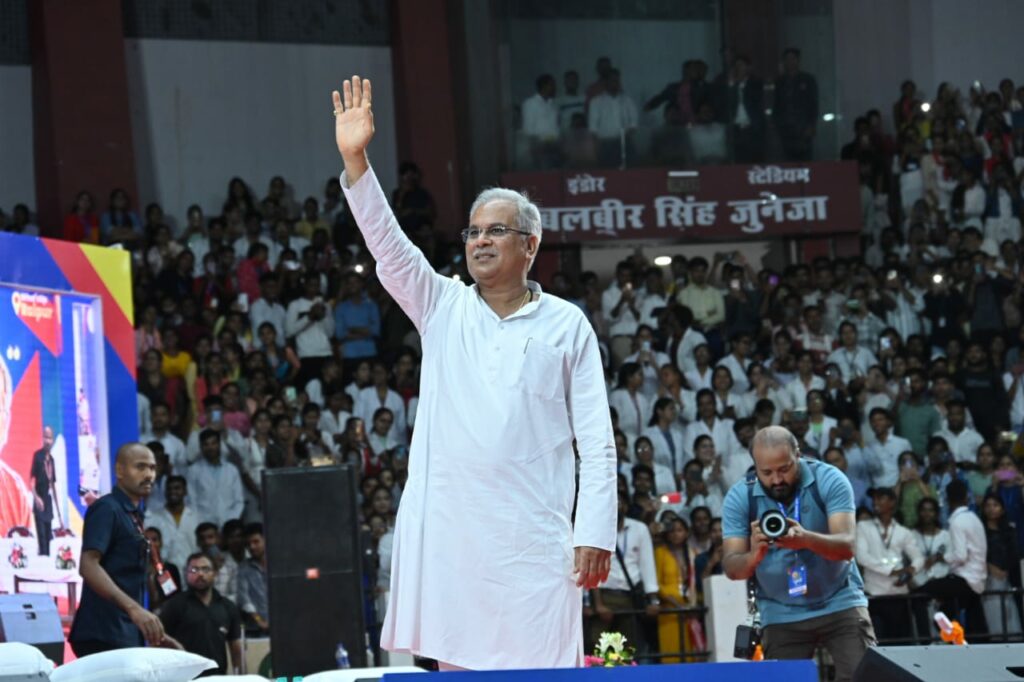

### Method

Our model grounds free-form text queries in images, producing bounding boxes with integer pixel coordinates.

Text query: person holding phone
[285,273,334,390]
[602,261,643,367]
[854,487,924,642]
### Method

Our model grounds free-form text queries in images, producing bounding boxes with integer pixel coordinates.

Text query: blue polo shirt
[333,295,380,360]
[69,487,148,647]
[722,460,867,626]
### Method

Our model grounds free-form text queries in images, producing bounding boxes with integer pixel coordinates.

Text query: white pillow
[0,642,56,676]
[305,667,427,681]
[49,648,216,682]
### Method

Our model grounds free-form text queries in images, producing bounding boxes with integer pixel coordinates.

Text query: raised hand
[333,76,375,178]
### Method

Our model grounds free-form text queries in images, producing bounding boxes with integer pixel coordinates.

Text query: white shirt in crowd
[663,386,698,425]
[601,517,658,594]
[145,504,201,569]
[601,282,642,338]
[684,366,713,391]
[947,505,988,594]
[716,354,752,394]
[912,528,951,587]
[368,429,403,458]
[319,408,352,440]
[249,297,287,348]
[640,424,688,476]
[285,296,334,359]
[863,430,913,488]
[1007,373,1024,430]
[779,375,826,413]
[556,93,586,130]
[804,290,847,332]
[675,327,707,375]
[826,345,878,382]
[884,290,925,341]
[185,428,247,466]
[620,461,677,497]
[140,430,188,471]
[639,292,667,329]
[960,184,986,227]
[521,93,560,141]
[683,418,741,461]
[804,416,838,456]
[355,387,408,446]
[855,517,924,595]
[934,425,985,464]
[608,388,652,442]
[623,350,671,398]
[238,437,267,523]
[185,457,245,530]
[588,92,638,140]
[137,393,152,437]
[688,121,728,163]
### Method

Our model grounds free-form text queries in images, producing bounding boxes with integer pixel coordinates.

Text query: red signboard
[499,162,862,242]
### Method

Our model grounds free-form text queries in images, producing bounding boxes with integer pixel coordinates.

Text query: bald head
[751,425,800,456]
[115,442,156,502]
[750,425,801,503]
[116,442,152,465]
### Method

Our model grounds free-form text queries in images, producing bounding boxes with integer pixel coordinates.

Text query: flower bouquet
[56,545,76,570]
[584,632,637,667]
[7,543,27,569]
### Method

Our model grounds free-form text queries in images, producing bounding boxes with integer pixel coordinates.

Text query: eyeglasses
[188,566,215,574]
[460,224,532,243]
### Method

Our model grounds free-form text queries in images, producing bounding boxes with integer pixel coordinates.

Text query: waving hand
[333,76,374,182]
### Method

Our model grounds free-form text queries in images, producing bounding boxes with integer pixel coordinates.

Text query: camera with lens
[759,509,790,542]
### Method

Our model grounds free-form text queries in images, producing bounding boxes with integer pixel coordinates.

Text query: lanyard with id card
[131,511,178,597]
[780,496,807,597]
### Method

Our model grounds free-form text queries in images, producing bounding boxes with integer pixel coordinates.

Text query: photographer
[854,487,924,642]
[722,426,874,682]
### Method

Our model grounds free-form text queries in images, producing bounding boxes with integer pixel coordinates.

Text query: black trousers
[34,511,52,556]
[868,596,916,643]
[70,639,120,658]
[918,575,988,635]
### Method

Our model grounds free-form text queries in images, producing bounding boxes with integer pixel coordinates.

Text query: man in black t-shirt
[29,426,57,555]
[160,552,242,676]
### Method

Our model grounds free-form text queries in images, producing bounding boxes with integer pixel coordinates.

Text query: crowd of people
[2,64,1024,668]
[518,48,818,168]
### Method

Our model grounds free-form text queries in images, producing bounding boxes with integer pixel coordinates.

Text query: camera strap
[745,578,759,623]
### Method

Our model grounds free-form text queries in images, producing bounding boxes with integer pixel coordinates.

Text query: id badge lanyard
[779,496,807,596]
[130,511,178,597]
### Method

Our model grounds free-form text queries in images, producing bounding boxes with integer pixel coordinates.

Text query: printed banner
[499,161,862,242]
[0,233,135,608]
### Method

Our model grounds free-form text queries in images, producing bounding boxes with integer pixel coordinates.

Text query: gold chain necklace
[516,288,532,311]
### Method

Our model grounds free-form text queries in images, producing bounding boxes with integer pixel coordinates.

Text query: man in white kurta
[334,76,617,670]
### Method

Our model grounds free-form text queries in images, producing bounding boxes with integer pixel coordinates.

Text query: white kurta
[342,168,617,670]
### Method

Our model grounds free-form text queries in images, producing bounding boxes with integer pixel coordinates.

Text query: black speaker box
[0,593,64,664]
[262,465,369,677]
[853,644,1024,682]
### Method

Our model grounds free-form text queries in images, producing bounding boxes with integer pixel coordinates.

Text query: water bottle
[335,642,351,669]
[365,633,375,667]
